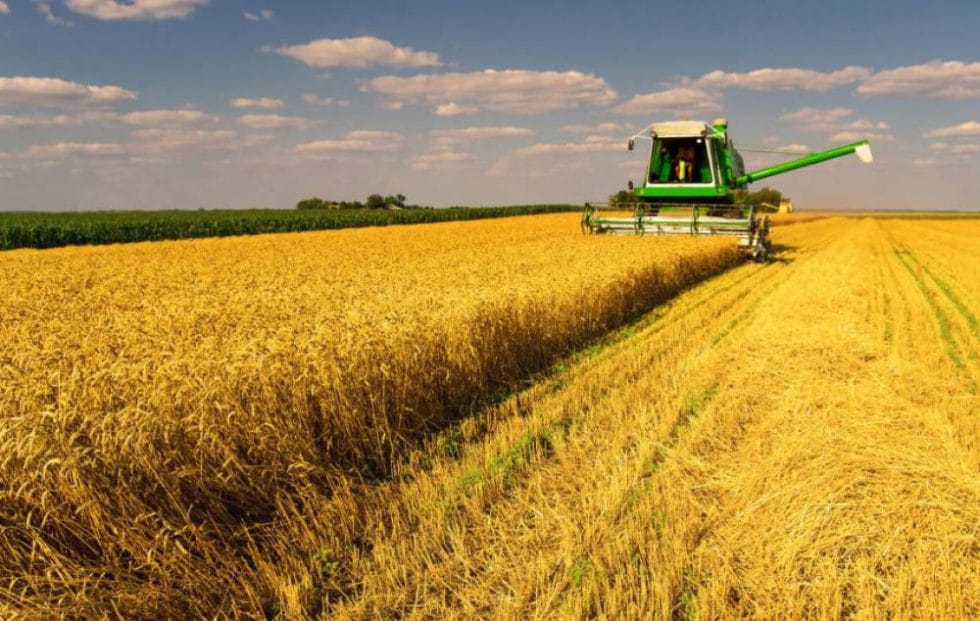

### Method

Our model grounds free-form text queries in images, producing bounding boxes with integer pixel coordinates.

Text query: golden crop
[2,214,976,618]
[0,213,738,616]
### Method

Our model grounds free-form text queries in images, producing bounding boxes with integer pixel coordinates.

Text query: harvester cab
[583,118,873,261]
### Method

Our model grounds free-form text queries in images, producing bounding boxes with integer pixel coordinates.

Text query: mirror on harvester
[627,180,634,190]
[627,138,634,151]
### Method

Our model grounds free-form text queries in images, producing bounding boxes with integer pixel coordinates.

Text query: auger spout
[735,140,872,186]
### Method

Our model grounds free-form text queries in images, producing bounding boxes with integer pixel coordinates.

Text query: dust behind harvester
[582,118,873,261]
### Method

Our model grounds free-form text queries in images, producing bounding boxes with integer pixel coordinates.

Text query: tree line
[297,194,423,210]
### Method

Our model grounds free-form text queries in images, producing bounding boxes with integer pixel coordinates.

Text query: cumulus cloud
[858,60,980,98]
[130,128,272,151]
[411,151,472,170]
[612,87,720,116]
[121,109,217,126]
[301,94,350,107]
[780,106,890,141]
[0,109,214,128]
[829,130,894,143]
[344,130,402,141]
[364,69,616,115]
[514,141,623,156]
[693,66,870,91]
[238,113,315,130]
[26,142,127,158]
[431,126,535,146]
[560,122,631,134]
[773,143,810,154]
[295,129,404,154]
[270,36,441,69]
[16,127,271,163]
[924,121,980,138]
[434,102,480,116]
[65,0,208,20]
[0,76,137,107]
[0,113,77,128]
[928,142,980,155]
[244,8,272,21]
[36,2,74,26]
[779,107,854,129]
[230,97,284,109]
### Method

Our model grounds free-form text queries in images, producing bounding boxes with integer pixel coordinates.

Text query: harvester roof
[649,121,714,138]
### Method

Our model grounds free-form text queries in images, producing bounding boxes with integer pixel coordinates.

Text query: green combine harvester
[582,118,873,261]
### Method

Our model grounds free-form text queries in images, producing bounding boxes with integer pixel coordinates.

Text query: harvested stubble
[326,217,978,619]
[0,213,738,616]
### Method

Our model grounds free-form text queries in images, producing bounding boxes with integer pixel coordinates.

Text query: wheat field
[1,214,977,618]
[0,213,737,617]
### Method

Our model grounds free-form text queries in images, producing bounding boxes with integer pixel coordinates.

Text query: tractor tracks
[326,219,852,618]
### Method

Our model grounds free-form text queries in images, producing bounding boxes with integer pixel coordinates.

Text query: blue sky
[0,0,978,211]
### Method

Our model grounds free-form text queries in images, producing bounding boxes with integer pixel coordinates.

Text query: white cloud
[514,141,623,156]
[244,8,272,21]
[840,119,889,131]
[774,143,810,154]
[560,122,630,134]
[294,129,404,154]
[26,142,128,158]
[65,0,208,20]
[36,2,74,26]
[294,140,401,154]
[612,87,720,116]
[270,36,441,69]
[121,109,217,126]
[0,113,76,128]
[411,151,472,171]
[0,2,10,14]
[130,128,271,151]
[829,130,894,143]
[779,107,854,129]
[344,130,402,140]
[128,156,169,165]
[431,126,535,146]
[238,113,315,130]
[0,109,214,128]
[364,69,616,115]
[0,76,137,107]
[693,66,870,91]
[16,128,271,163]
[230,97,284,109]
[858,60,980,98]
[780,106,889,141]
[434,102,480,116]
[301,94,349,107]
[924,121,980,138]
[928,142,980,155]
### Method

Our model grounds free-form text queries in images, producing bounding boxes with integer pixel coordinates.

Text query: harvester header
[583,118,873,261]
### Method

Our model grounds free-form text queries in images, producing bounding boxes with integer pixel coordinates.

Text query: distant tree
[296,197,325,210]
[741,186,783,209]
[365,194,387,209]
[608,189,634,207]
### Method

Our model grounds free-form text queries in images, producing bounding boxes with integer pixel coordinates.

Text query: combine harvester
[582,118,873,261]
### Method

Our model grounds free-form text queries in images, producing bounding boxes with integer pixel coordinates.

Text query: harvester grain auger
[582,119,873,261]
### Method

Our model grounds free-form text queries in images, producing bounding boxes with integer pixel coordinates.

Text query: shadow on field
[767,243,798,264]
